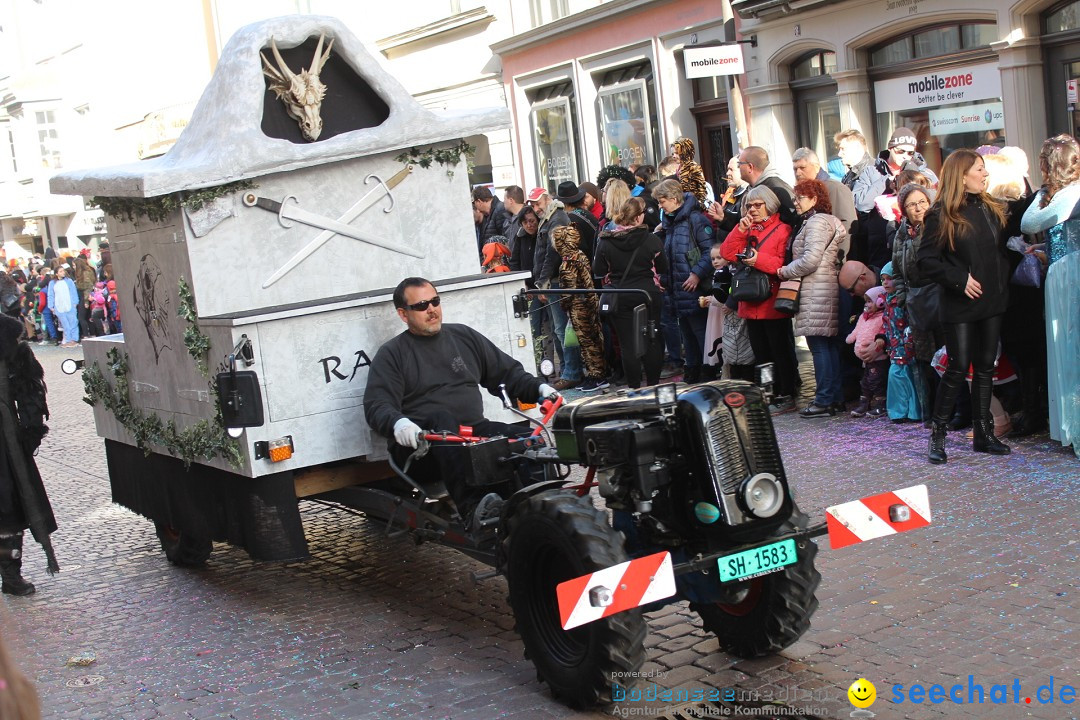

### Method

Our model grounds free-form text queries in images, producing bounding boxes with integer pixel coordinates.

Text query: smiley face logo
[848,678,876,708]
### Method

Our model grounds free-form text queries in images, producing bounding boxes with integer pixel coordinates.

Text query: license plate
[718,538,797,582]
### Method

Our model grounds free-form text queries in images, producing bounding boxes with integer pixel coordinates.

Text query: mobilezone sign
[874,62,1002,112]
[684,45,745,78]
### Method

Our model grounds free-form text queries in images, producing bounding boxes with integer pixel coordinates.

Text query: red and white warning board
[826,484,931,550]
[556,551,676,631]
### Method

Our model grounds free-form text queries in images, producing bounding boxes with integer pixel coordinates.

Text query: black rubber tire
[503,491,646,708]
[692,509,821,659]
[154,521,212,567]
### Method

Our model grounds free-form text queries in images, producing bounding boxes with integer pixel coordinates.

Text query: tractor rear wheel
[154,521,212,567]
[503,490,646,708]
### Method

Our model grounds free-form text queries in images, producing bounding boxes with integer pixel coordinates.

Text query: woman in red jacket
[721,185,797,413]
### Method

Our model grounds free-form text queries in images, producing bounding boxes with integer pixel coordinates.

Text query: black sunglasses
[846,272,866,295]
[405,295,441,312]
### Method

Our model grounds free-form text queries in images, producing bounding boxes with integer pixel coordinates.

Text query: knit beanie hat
[888,127,917,148]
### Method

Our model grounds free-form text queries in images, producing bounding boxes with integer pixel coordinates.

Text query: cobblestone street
[3,344,1077,720]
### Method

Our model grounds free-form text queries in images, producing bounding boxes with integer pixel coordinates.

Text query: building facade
[493,0,742,194]
[731,0,1080,182]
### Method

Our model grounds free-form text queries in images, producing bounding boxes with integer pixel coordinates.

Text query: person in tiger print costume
[552,225,608,393]
[671,136,709,209]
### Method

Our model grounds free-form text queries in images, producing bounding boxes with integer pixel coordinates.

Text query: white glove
[393,418,423,448]
[538,383,561,403]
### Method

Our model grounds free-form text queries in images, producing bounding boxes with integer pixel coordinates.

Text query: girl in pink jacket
[846,286,888,417]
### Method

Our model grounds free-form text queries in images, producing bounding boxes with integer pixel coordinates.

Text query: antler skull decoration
[261,34,334,141]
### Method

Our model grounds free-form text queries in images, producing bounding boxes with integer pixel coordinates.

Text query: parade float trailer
[51,15,530,562]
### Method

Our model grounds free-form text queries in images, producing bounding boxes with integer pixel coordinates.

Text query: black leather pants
[931,315,1004,426]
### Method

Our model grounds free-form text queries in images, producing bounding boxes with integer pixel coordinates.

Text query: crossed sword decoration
[243,164,422,289]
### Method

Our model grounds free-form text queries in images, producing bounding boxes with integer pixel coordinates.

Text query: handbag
[906,283,942,332]
[729,225,780,303]
[730,264,772,302]
[773,278,802,314]
[1011,252,1043,287]
[599,243,644,316]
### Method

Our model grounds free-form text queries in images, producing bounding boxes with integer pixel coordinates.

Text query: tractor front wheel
[692,508,821,658]
[503,491,646,708]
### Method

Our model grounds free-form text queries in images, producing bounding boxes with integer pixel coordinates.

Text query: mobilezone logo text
[891,676,1075,705]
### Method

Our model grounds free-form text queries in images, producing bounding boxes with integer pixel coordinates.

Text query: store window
[36,110,61,170]
[530,0,568,28]
[1046,0,1080,32]
[869,22,1000,173]
[528,81,583,193]
[1042,1,1080,137]
[790,51,839,166]
[595,62,662,169]
[870,23,995,66]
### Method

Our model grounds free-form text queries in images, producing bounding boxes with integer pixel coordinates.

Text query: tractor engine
[551,381,794,549]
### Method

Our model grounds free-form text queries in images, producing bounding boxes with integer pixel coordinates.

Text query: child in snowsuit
[846,286,888,417]
[880,263,924,423]
[88,283,107,336]
[105,280,121,334]
[553,225,606,392]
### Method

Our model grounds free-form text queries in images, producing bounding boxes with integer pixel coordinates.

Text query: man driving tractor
[363,277,561,529]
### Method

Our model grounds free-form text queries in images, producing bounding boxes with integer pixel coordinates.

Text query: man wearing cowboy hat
[555,181,598,261]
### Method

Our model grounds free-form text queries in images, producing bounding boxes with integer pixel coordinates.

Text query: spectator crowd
[0,242,120,348]
[471,129,1079,463]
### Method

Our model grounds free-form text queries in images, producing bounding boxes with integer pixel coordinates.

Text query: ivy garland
[83,349,243,469]
[177,277,210,376]
[92,179,257,225]
[395,140,475,179]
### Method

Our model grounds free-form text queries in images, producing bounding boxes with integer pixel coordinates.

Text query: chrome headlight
[741,473,783,518]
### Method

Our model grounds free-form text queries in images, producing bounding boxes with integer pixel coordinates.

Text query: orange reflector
[268,437,293,462]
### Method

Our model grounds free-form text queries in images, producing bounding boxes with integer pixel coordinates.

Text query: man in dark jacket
[528,188,581,390]
[736,146,797,228]
[364,277,559,531]
[556,181,598,262]
[502,186,527,253]
[473,186,513,257]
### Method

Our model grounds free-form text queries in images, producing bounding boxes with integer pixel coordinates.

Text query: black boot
[971,369,1010,455]
[928,423,948,464]
[0,532,35,596]
[973,418,1011,455]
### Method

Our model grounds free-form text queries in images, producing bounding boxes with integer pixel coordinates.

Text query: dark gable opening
[261,35,391,144]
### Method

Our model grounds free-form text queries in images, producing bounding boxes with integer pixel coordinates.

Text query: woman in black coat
[917,149,1012,464]
[593,197,669,388]
[0,314,58,594]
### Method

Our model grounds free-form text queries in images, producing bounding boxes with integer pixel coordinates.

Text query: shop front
[872,60,1004,173]
[492,0,737,195]
[730,0,1074,184]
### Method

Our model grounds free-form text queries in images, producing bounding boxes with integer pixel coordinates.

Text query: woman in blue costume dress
[1020,134,1080,458]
